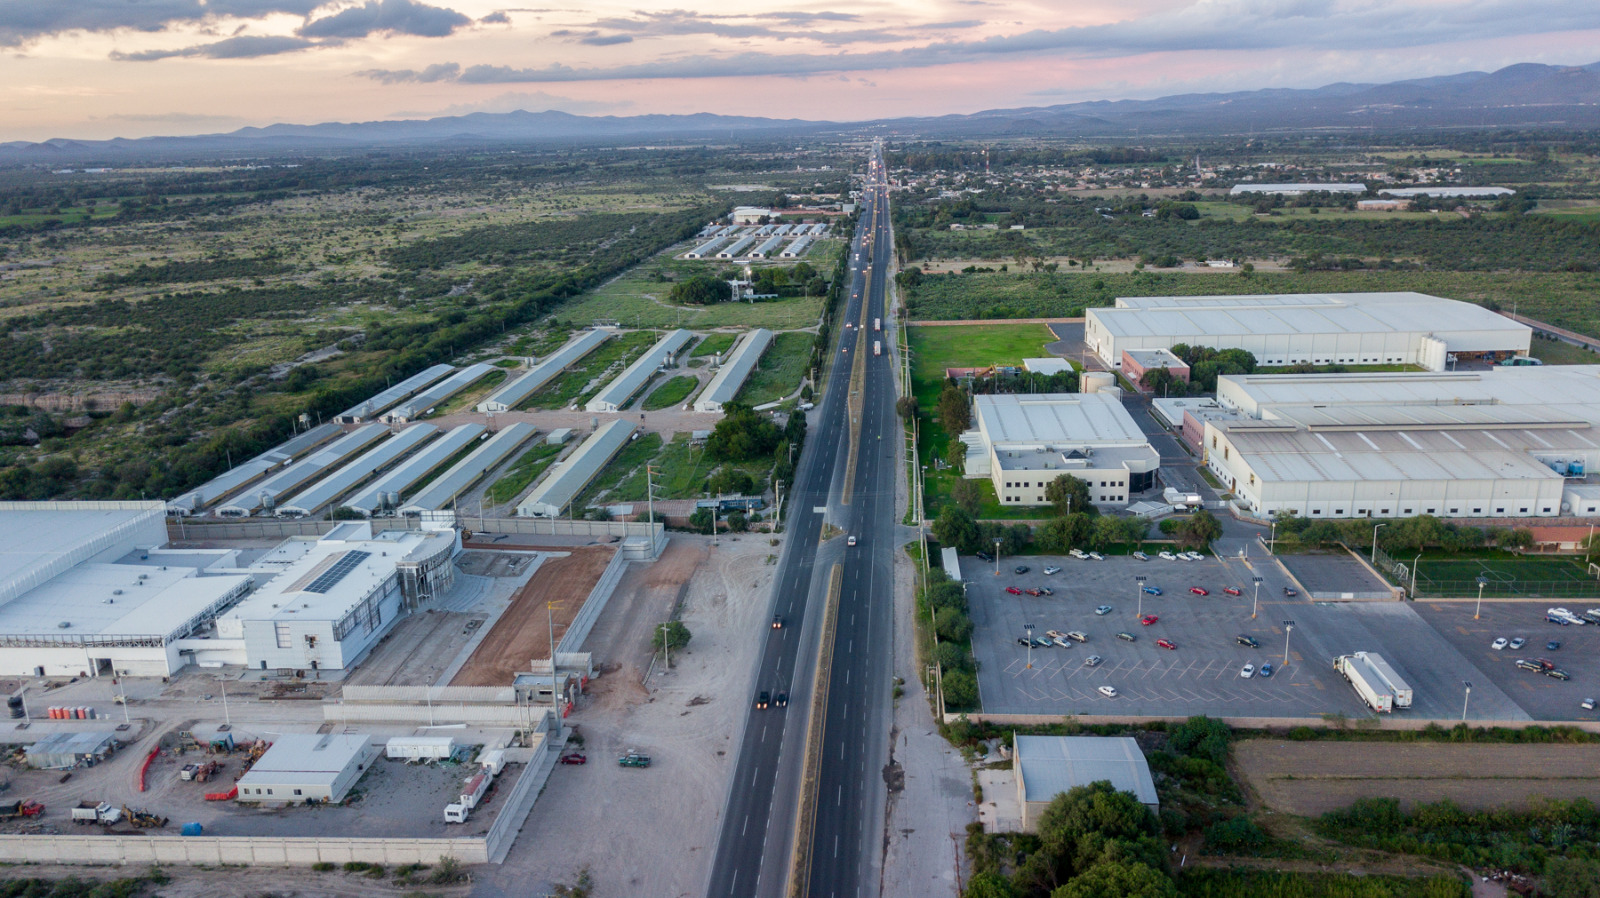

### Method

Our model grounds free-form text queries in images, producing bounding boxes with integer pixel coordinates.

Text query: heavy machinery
[121,806,168,828]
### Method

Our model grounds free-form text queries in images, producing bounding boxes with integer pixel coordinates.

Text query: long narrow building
[695,329,773,412]
[214,425,390,517]
[585,329,693,413]
[516,420,635,517]
[166,423,340,515]
[383,363,496,424]
[274,424,439,518]
[333,364,454,424]
[478,330,611,412]
[399,422,537,515]
[341,424,486,516]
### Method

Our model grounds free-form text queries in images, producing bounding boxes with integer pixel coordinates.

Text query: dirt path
[450,546,614,686]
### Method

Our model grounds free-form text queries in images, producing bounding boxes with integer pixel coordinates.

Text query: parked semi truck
[1334,652,1413,713]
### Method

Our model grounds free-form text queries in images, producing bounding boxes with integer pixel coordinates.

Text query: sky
[2,0,1599,141]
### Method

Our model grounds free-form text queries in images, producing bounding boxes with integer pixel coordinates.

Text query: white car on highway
[1240,664,1256,679]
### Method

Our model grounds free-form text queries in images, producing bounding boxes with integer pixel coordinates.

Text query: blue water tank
[181,822,203,837]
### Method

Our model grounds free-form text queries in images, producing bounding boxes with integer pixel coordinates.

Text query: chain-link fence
[1376,544,1600,599]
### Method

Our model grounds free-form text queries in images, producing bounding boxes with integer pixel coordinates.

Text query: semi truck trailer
[1334,652,1413,712]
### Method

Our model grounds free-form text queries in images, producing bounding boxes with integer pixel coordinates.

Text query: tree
[1045,474,1095,517]
[896,396,917,420]
[651,620,691,654]
[962,872,1019,898]
[1035,782,1163,883]
[669,273,730,305]
[945,440,967,475]
[934,506,981,554]
[1090,515,1127,550]
[949,478,982,515]
[1037,514,1092,554]
[1052,862,1177,898]
[1139,368,1174,395]
[1175,509,1222,549]
[941,669,978,709]
[936,642,973,673]
[707,401,780,461]
[934,607,974,642]
[1169,715,1231,764]
[1544,858,1600,898]
[938,382,971,433]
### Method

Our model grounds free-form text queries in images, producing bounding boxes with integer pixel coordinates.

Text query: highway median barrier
[787,563,843,898]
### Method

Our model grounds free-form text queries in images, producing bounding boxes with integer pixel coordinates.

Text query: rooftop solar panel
[303,550,370,594]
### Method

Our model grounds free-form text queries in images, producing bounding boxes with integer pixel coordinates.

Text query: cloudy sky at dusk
[3,0,1598,141]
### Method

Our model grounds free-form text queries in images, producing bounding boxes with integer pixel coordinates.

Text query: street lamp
[1371,522,1388,563]
[1135,576,1147,618]
[218,677,231,728]
[1462,680,1472,722]
[1475,576,1488,620]
[1269,517,1277,554]
[1023,623,1035,670]
[1251,576,1263,619]
[994,538,1003,576]
[1282,620,1295,668]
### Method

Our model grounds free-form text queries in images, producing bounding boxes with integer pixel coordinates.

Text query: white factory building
[1084,292,1531,372]
[959,393,1159,508]
[1203,366,1600,520]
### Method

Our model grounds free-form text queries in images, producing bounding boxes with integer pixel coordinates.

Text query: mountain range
[4,61,1599,163]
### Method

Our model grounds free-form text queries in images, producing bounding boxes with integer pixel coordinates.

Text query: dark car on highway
[755,691,770,709]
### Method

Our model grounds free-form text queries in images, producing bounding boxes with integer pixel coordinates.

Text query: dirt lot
[450,546,615,687]
[1236,739,1600,816]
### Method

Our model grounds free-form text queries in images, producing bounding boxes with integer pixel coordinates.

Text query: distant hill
[5,61,1599,163]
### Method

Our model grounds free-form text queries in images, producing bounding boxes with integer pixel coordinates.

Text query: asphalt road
[708,145,899,898]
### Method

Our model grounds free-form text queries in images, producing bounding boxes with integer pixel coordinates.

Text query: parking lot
[1414,601,1600,722]
[964,552,1542,721]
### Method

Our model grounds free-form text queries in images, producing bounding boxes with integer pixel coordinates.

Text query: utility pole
[548,600,561,746]
[646,465,657,530]
[1135,576,1147,619]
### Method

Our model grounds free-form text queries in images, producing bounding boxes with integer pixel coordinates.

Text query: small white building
[1014,735,1158,832]
[961,393,1160,508]
[731,206,772,224]
[237,734,379,804]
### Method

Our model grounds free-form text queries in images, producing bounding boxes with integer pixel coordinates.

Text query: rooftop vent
[57,621,71,629]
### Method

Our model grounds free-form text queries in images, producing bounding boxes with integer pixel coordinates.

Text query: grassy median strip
[788,562,843,898]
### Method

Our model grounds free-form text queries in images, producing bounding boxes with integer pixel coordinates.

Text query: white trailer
[444,803,469,824]
[1334,652,1412,712]
[385,736,456,761]
[459,770,492,810]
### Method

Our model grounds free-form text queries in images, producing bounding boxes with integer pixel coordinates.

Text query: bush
[941,670,979,709]
[1203,816,1268,853]
[312,861,336,872]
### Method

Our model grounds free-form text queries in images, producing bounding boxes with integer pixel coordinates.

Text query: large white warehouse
[586,330,693,413]
[1084,292,1531,372]
[1204,366,1600,520]
[960,393,1159,508]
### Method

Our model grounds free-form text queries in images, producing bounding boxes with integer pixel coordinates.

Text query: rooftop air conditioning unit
[57,621,71,629]
[112,589,123,596]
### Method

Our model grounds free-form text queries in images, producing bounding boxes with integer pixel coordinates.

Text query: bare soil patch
[450,546,614,687]
[1236,740,1600,816]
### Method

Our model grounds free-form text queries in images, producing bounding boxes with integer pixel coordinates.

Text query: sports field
[1411,554,1600,598]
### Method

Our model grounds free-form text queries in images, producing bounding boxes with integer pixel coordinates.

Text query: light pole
[661,622,672,670]
[1475,576,1487,620]
[17,686,27,725]
[218,677,231,728]
[116,677,129,725]
[1135,576,1147,619]
[1410,552,1422,599]
[1282,620,1295,668]
[1462,680,1472,722]
[1023,623,1035,670]
[994,538,1002,576]
[1269,518,1277,554]
[1371,522,1388,563]
[1251,576,1263,619]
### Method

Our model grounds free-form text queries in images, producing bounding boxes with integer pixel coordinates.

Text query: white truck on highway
[873,340,882,357]
[1334,652,1413,713]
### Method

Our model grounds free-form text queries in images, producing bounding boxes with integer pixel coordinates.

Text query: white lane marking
[742,815,749,836]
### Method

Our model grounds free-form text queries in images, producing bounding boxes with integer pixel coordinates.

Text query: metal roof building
[383,363,496,424]
[333,364,454,424]
[717,236,756,259]
[516,420,635,517]
[1228,183,1368,195]
[166,424,340,515]
[686,237,725,259]
[694,329,773,412]
[964,393,1159,508]
[215,425,390,517]
[478,329,611,412]
[1085,292,1531,372]
[236,734,380,804]
[780,236,813,258]
[585,329,693,412]
[1380,187,1514,198]
[1014,735,1157,831]
[808,223,828,235]
[341,423,486,516]
[399,422,537,515]
[274,424,438,518]
[749,236,785,259]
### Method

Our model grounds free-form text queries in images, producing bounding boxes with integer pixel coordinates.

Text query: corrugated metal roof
[695,329,773,412]
[215,425,390,516]
[718,236,755,258]
[400,422,537,513]
[479,330,611,412]
[1016,735,1158,806]
[977,393,1146,444]
[1222,423,1574,484]
[333,364,453,423]
[275,424,438,516]
[384,363,496,423]
[167,423,341,513]
[341,423,486,515]
[516,419,635,516]
[781,236,813,257]
[586,330,693,412]
[1092,292,1528,342]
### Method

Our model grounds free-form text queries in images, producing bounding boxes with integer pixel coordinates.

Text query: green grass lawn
[574,432,770,507]
[575,432,664,509]
[643,375,701,410]
[522,331,656,409]
[736,331,814,406]
[1411,552,1600,598]
[485,442,565,504]
[432,369,506,415]
[692,333,737,357]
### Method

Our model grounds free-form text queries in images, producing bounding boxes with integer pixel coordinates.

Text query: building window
[294,789,303,796]
[1381,509,1388,515]
[1404,509,1412,514]
[1520,508,1528,513]
[1223,447,1229,460]
[275,623,292,649]
[1336,509,1344,515]
[1427,508,1435,514]
[1248,474,1255,486]
[1211,435,1217,448]
[1496,508,1504,514]
[267,789,274,796]
[1473,508,1482,514]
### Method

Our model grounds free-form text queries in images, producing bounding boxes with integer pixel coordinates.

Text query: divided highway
[708,147,901,898]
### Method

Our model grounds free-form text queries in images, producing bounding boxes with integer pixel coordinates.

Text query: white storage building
[516,420,635,517]
[780,236,812,258]
[585,330,693,413]
[685,238,724,259]
[1380,187,1514,198]
[166,424,341,516]
[1228,183,1367,195]
[340,424,485,517]
[398,422,537,515]
[694,329,773,413]
[385,736,456,760]
[1014,736,1157,832]
[214,425,390,518]
[961,393,1159,508]
[478,330,611,412]
[275,424,438,518]
[1084,292,1531,372]
[237,734,380,804]
[383,363,496,424]
[333,364,454,424]
[717,236,756,259]
[749,236,785,259]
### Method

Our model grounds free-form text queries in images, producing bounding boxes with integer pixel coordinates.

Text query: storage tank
[1081,371,1116,394]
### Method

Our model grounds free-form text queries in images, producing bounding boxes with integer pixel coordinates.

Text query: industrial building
[585,330,693,413]
[217,521,458,671]
[781,236,813,258]
[694,329,773,412]
[1228,183,1367,195]
[478,329,611,412]
[383,363,496,425]
[1085,292,1531,372]
[340,424,485,517]
[960,393,1159,507]
[750,236,785,259]
[516,420,635,517]
[236,734,380,804]
[1380,187,1514,198]
[0,502,253,677]
[1121,348,1190,391]
[717,236,755,259]
[1203,366,1600,520]
[1014,736,1158,831]
[275,424,438,518]
[686,238,724,259]
[731,206,771,223]
[333,364,454,424]
[214,425,390,518]
[166,424,340,516]
[399,423,537,515]
[26,732,119,769]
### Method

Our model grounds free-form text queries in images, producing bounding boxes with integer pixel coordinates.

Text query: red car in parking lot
[1140,614,1160,626]
[559,753,587,765]
[1156,639,1177,650]
[1005,587,1023,595]
[1224,586,1242,596]
[1189,587,1209,596]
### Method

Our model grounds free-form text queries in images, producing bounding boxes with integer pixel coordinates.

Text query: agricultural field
[485,441,565,505]
[735,330,815,406]
[692,332,738,357]
[642,375,701,411]
[1235,740,1600,816]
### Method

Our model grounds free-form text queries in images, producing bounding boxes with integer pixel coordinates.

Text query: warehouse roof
[695,329,773,412]
[1228,183,1367,194]
[516,420,635,516]
[1015,735,1157,806]
[1091,292,1527,341]
[400,422,537,513]
[384,363,496,423]
[479,329,611,412]
[1216,421,1578,485]
[276,424,438,517]
[2,501,167,603]
[0,561,250,642]
[341,423,485,515]
[167,423,341,514]
[976,393,1147,445]
[238,734,373,788]
[215,425,390,516]
[333,364,453,424]
[586,330,693,412]
[229,525,451,625]
[1219,366,1600,421]
[1380,187,1514,198]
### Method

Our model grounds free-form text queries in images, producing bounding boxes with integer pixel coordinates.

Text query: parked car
[1132,551,1149,561]
[1509,637,1527,650]
[1014,565,1030,574]
[1024,588,1044,597]
[1095,605,1113,616]
[1084,655,1102,667]
[1223,586,1243,596]
[1282,587,1298,597]
[1087,551,1104,561]
[1141,585,1163,596]
[1016,637,1032,647]
[1548,641,1562,651]
[1140,614,1160,626]
[755,691,770,709]
[1535,658,1558,670]
[1116,632,1137,642]
[1236,635,1260,647]
[618,752,651,768]
[1097,685,1118,698]
[1189,587,1209,596]
[1156,638,1177,650]
[1005,587,1023,596]
[1546,669,1572,681]
[1038,587,1054,596]
[976,551,993,562]
[1516,659,1545,672]
[775,692,788,707]
[1069,549,1088,559]
[1158,551,1177,561]
[1185,551,1206,560]
[1491,637,1508,650]
[1240,664,1256,679]
[847,535,857,547]
[1583,698,1596,711]
[559,753,587,765]
[1028,636,1049,648]
[1043,566,1061,575]
[1045,629,1065,639]
[1066,631,1088,643]
[1259,663,1273,678]
[1052,636,1072,648]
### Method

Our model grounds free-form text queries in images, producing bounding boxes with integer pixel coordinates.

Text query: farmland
[735,331,815,406]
